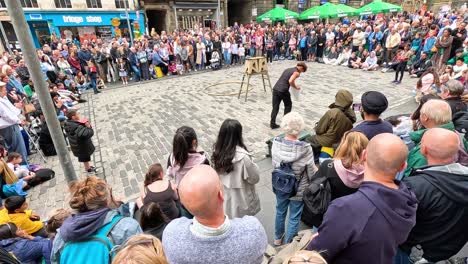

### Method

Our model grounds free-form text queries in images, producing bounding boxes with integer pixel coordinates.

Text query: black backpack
[0,248,20,264]
[453,111,468,140]
[303,160,334,215]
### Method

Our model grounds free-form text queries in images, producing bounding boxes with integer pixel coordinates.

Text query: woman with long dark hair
[212,119,260,219]
[167,126,209,187]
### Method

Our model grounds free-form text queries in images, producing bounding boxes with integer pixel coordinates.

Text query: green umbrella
[332,4,358,18]
[299,3,337,20]
[256,7,299,22]
[356,0,402,16]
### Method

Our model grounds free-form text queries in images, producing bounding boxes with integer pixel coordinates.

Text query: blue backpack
[272,162,298,198]
[60,215,122,264]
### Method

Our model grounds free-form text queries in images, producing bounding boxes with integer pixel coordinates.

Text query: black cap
[456,48,464,54]
[361,91,388,115]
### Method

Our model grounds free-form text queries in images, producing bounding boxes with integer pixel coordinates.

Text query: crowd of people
[0,5,466,264]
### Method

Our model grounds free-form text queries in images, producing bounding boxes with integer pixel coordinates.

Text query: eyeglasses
[110,239,160,256]
[287,255,324,264]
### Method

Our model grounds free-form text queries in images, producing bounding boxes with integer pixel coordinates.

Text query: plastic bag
[289,87,301,101]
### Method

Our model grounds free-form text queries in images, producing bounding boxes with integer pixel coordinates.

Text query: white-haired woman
[271,112,317,246]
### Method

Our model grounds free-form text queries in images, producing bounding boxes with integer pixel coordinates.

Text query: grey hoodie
[271,137,318,200]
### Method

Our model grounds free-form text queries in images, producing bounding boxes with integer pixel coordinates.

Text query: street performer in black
[270,62,307,129]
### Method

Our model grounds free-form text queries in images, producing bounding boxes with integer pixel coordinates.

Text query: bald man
[162,165,267,264]
[405,99,468,176]
[398,129,468,263]
[307,134,417,264]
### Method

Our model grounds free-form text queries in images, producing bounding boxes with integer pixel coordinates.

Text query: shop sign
[111,17,121,26]
[62,15,103,24]
[120,13,128,19]
[29,14,43,20]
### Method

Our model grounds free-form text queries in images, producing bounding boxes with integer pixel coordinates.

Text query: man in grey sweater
[162,165,267,264]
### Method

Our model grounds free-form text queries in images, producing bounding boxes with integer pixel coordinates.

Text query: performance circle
[203,81,255,96]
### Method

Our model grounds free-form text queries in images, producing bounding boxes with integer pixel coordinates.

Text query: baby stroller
[210,51,221,70]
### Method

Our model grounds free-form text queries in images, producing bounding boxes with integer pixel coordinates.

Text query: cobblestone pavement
[27,60,417,217]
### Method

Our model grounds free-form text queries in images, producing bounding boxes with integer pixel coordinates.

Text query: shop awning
[174,1,220,9]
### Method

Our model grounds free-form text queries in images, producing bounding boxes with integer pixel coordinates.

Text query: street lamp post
[5,0,78,183]
[217,0,221,29]
[124,0,134,44]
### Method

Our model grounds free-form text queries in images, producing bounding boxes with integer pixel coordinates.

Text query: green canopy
[356,0,402,15]
[299,3,357,20]
[256,7,299,22]
[333,4,358,18]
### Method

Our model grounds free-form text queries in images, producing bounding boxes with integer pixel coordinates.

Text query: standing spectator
[162,165,267,264]
[432,29,454,72]
[212,119,261,219]
[222,37,232,66]
[77,44,92,74]
[265,34,274,63]
[316,29,326,63]
[128,47,141,82]
[195,38,206,70]
[64,109,97,174]
[385,28,401,64]
[307,134,417,264]
[450,22,467,59]
[352,26,366,52]
[272,112,317,245]
[307,31,317,62]
[15,59,30,87]
[137,46,149,80]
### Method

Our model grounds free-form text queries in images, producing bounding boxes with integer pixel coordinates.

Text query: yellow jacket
[0,208,43,234]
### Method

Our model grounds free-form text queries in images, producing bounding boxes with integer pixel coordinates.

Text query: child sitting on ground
[6,152,35,181]
[0,196,47,237]
[148,63,157,79]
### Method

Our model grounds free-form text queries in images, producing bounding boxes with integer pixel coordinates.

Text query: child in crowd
[168,61,177,75]
[46,208,71,236]
[87,60,100,94]
[148,63,157,79]
[176,56,184,75]
[64,109,97,174]
[6,152,35,181]
[239,44,246,65]
[440,65,454,84]
[231,41,239,65]
[386,115,414,149]
[0,196,48,237]
[118,58,128,86]
[453,58,467,80]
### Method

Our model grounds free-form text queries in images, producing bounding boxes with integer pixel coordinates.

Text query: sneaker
[391,80,398,83]
[410,74,418,78]
[87,166,98,174]
[395,80,401,84]
[381,68,388,73]
[270,124,280,129]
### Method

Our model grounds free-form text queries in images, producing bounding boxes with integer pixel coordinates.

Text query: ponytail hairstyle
[69,176,110,212]
[172,126,197,168]
[0,223,17,240]
[212,119,247,173]
[139,202,168,231]
[144,163,164,186]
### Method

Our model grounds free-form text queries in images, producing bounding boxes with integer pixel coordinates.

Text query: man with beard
[352,91,393,140]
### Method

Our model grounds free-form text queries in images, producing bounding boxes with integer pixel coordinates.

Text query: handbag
[431,46,438,53]
[23,103,36,114]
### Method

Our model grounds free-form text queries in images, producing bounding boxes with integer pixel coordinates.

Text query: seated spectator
[447,48,468,65]
[139,202,169,240]
[307,89,356,161]
[323,46,339,65]
[272,112,317,245]
[440,79,467,117]
[302,131,368,228]
[1,196,47,237]
[0,145,28,197]
[166,126,209,187]
[307,134,417,263]
[386,115,414,149]
[347,52,360,68]
[0,222,52,264]
[361,51,379,71]
[6,152,35,181]
[410,52,433,78]
[353,91,393,139]
[112,234,168,264]
[415,67,440,103]
[212,119,260,219]
[398,128,468,263]
[440,65,454,84]
[74,72,89,91]
[452,58,467,80]
[45,208,71,237]
[51,176,142,263]
[405,99,468,176]
[136,163,179,220]
[162,165,267,264]
[284,250,327,264]
[333,46,351,66]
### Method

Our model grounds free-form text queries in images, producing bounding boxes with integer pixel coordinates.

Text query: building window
[20,0,38,8]
[0,0,5,8]
[86,0,102,8]
[54,0,72,8]
[115,0,129,9]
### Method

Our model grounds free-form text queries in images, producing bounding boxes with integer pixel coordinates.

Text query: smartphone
[352,103,362,111]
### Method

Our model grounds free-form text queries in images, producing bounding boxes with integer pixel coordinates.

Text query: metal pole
[0,22,12,54]
[174,7,179,30]
[217,0,221,29]
[124,0,134,44]
[5,0,77,183]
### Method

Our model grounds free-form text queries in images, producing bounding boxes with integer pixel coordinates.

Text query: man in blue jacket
[128,47,141,82]
[307,133,417,264]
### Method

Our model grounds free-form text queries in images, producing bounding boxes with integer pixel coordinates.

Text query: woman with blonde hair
[283,250,327,264]
[112,234,168,264]
[302,131,368,228]
[50,176,142,264]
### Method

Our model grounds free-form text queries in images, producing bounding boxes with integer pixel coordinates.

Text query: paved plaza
[27,60,418,238]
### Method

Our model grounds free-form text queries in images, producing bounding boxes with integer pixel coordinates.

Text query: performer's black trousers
[270,90,292,126]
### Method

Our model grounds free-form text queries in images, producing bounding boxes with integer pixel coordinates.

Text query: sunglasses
[288,255,324,264]
[110,239,160,256]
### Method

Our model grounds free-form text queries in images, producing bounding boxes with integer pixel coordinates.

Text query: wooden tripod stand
[238,57,272,102]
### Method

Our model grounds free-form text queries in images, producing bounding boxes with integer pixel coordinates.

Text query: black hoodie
[402,163,468,262]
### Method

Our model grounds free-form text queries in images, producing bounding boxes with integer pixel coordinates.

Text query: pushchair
[210,51,221,70]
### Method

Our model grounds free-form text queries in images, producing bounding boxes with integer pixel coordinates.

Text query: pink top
[420,73,434,93]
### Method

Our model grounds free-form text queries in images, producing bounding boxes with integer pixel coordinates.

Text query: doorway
[228,0,251,25]
[147,9,167,33]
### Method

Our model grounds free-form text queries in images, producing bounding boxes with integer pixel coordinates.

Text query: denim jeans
[223,51,231,65]
[394,248,414,264]
[275,195,304,243]
[250,47,256,57]
[0,125,28,165]
[90,78,98,93]
[131,65,141,81]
